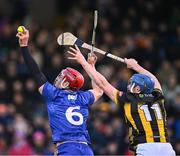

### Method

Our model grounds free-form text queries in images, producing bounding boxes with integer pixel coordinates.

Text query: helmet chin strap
[54,77,69,89]
[60,78,69,89]
[130,83,135,93]
[130,83,142,93]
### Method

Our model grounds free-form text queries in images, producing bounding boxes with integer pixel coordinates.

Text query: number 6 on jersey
[65,106,84,125]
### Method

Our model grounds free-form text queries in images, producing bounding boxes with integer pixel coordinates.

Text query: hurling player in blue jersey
[16,27,103,155]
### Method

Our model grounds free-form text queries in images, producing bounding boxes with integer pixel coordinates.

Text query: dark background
[0,0,180,155]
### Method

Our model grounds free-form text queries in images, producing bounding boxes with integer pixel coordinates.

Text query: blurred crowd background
[0,0,180,155]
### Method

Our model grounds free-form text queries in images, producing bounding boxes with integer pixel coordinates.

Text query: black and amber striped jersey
[115,89,169,150]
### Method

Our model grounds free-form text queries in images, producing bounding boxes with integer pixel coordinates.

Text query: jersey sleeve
[81,91,95,106]
[42,81,59,102]
[152,88,164,101]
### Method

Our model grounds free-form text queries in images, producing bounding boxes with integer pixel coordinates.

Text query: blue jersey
[42,82,94,144]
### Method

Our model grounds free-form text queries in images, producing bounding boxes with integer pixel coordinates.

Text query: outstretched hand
[67,45,87,64]
[16,26,29,47]
[87,53,97,67]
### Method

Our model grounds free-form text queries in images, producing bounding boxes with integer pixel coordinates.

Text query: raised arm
[124,58,162,90]
[87,53,103,102]
[16,27,47,94]
[67,45,122,102]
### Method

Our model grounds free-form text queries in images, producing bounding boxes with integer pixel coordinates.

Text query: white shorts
[136,143,176,156]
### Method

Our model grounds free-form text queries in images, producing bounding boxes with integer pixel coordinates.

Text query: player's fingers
[21,26,26,30]
[16,34,20,38]
[67,57,77,60]
[67,51,76,56]
[69,47,77,53]
[22,26,27,33]
[22,27,29,36]
[75,44,80,51]
[17,32,23,36]
[88,53,93,57]
[88,52,95,57]
[134,59,138,64]
[26,30,29,35]
[24,29,28,35]
[124,58,128,64]
[88,53,91,58]
[16,33,23,38]
[88,54,96,61]
[93,54,97,60]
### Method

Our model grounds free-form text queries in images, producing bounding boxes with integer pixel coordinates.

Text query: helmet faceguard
[128,74,155,94]
[54,67,84,91]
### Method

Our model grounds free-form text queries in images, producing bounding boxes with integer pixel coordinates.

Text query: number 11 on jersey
[140,103,163,122]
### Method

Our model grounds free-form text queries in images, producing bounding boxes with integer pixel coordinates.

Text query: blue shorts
[55,142,94,156]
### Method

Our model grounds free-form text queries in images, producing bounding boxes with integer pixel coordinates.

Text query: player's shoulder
[76,90,91,100]
[76,90,95,106]
[151,88,164,98]
[43,81,56,91]
[152,88,163,94]
[77,90,92,96]
[42,81,65,96]
[151,88,164,100]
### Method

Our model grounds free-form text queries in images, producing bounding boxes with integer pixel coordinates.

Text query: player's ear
[38,84,45,94]
[135,86,141,93]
